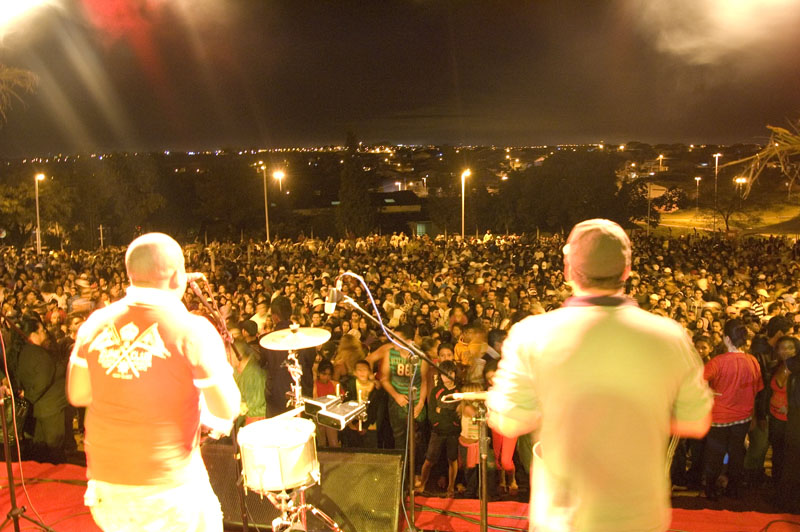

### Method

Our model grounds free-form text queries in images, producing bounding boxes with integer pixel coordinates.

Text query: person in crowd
[775,335,800,513]
[703,318,763,499]
[378,324,428,454]
[766,335,798,489]
[231,338,267,426]
[332,333,365,384]
[416,360,460,497]
[314,359,340,448]
[484,359,518,495]
[263,296,315,416]
[456,382,486,498]
[66,232,241,532]
[342,359,381,448]
[16,316,70,463]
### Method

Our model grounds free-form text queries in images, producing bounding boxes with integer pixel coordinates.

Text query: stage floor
[1,461,799,531]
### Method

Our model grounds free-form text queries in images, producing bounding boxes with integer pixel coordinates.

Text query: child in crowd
[416,360,460,497]
[484,360,518,494]
[457,382,484,497]
[343,359,381,448]
[314,359,340,447]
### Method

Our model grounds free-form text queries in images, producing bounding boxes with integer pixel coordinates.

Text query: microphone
[442,391,489,402]
[324,278,344,314]
[186,272,206,283]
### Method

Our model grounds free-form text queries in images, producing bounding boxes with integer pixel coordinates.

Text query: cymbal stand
[285,349,305,409]
[0,395,55,532]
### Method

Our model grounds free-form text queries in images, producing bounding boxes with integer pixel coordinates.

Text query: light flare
[627,0,800,65]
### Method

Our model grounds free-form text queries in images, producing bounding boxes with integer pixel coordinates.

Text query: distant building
[292,190,432,236]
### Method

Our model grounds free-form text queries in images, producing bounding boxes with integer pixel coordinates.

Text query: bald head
[125,233,186,290]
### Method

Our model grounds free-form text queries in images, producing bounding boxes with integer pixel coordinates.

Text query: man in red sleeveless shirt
[67,233,241,532]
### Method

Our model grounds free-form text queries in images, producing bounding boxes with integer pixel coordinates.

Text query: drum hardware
[303,394,342,416]
[260,325,332,410]
[259,325,331,351]
[315,400,368,432]
[238,416,340,532]
[265,489,342,532]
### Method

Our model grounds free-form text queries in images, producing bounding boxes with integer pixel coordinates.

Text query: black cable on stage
[759,519,800,531]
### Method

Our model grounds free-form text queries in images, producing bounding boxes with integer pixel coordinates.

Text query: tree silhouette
[0,65,37,125]
[336,132,375,237]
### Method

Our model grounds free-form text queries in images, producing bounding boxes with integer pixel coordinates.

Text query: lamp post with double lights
[461,169,471,240]
[35,173,45,255]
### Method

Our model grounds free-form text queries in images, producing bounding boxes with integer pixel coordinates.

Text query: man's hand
[393,393,409,407]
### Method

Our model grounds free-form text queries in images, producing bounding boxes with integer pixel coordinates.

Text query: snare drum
[238,417,319,493]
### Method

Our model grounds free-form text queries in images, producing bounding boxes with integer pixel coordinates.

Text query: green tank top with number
[389,348,421,398]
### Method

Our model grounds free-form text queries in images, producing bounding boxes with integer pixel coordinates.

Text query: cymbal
[259,327,331,351]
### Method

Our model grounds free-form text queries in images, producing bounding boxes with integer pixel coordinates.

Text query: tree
[0,65,37,125]
[514,151,626,232]
[0,169,72,249]
[336,132,375,237]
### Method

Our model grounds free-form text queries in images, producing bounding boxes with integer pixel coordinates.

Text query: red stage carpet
[2,461,799,531]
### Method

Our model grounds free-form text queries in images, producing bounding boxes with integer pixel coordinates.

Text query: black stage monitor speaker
[202,442,403,532]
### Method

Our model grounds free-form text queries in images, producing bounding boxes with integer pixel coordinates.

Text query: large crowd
[1,230,799,512]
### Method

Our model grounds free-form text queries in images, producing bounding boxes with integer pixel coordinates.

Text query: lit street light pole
[461,169,471,240]
[646,181,652,237]
[694,176,701,214]
[35,173,45,255]
[274,170,285,192]
[258,162,270,243]
[658,154,664,172]
[713,153,722,232]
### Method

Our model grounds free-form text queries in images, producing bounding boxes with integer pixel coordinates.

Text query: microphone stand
[476,402,489,532]
[0,313,56,532]
[332,295,455,532]
[441,393,490,532]
[187,280,247,532]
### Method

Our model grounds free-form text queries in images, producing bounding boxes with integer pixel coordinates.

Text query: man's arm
[670,412,711,439]
[672,342,714,439]
[486,320,541,438]
[488,409,542,438]
[191,318,241,421]
[66,357,92,407]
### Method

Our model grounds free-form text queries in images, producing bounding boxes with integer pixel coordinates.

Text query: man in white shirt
[488,219,712,532]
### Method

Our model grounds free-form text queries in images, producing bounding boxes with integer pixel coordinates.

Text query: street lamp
[258,162,270,243]
[461,169,471,240]
[658,154,664,172]
[274,170,285,192]
[35,173,45,255]
[713,153,722,231]
[694,176,701,212]
[395,181,402,191]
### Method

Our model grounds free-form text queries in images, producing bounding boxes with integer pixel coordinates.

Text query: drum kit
[234,324,361,532]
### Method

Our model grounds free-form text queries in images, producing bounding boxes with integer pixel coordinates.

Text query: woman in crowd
[703,319,763,499]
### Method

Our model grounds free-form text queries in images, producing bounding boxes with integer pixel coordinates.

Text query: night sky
[1,0,799,156]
